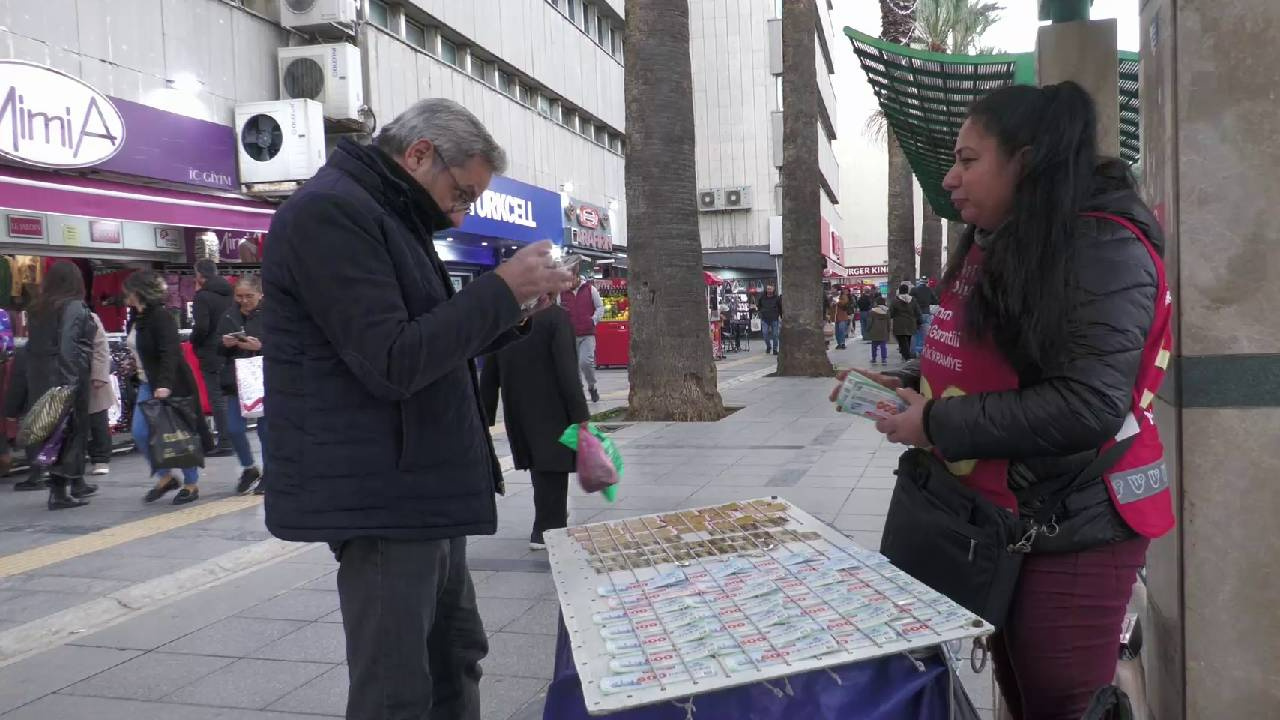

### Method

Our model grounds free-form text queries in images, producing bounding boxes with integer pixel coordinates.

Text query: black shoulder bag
[878,440,1132,627]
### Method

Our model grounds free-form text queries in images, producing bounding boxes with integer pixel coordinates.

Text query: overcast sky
[831,0,1140,266]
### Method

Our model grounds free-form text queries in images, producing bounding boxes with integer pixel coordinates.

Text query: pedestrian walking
[831,288,853,349]
[217,275,266,496]
[867,82,1173,720]
[866,297,890,365]
[20,263,97,509]
[910,278,940,357]
[757,284,782,355]
[560,273,604,403]
[480,295,589,550]
[87,311,115,476]
[889,283,920,361]
[125,271,203,505]
[856,290,873,340]
[261,98,574,720]
[190,259,234,457]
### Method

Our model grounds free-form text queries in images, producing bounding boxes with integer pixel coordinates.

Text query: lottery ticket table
[543,620,981,719]
[542,498,992,720]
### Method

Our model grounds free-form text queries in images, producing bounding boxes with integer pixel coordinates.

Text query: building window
[611,26,622,56]
[367,0,390,29]
[774,184,783,210]
[518,84,531,106]
[441,38,460,68]
[537,93,552,117]
[551,99,563,123]
[424,27,439,56]
[470,56,493,84]
[567,0,577,23]
[610,134,623,154]
[597,15,608,46]
[775,76,783,109]
[564,110,577,131]
[405,20,427,50]
[497,71,513,96]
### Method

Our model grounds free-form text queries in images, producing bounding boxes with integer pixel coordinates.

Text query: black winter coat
[262,138,528,543]
[480,306,589,473]
[190,276,233,367]
[913,175,1162,552]
[757,294,783,323]
[216,305,264,395]
[23,302,95,476]
[889,296,920,336]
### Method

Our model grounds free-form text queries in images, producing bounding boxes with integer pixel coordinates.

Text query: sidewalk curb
[0,538,312,667]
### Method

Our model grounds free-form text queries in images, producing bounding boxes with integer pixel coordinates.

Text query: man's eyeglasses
[433,148,478,213]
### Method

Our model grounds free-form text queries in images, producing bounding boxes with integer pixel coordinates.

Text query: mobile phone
[226,331,248,340]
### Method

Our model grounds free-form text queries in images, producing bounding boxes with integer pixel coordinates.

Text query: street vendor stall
[542,498,991,718]
[594,273,730,368]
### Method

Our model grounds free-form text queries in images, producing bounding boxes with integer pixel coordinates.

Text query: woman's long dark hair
[942,81,1100,373]
[31,262,86,319]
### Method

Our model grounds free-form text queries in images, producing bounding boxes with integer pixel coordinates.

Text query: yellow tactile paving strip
[0,495,263,579]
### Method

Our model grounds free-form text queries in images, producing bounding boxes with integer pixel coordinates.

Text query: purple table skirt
[542,619,981,720]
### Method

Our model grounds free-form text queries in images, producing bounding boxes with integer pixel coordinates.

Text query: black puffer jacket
[216,305,265,395]
[905,174,1162,553]
[190,276,233,367]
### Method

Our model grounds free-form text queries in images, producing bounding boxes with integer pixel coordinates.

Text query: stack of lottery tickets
[834,372,907,421]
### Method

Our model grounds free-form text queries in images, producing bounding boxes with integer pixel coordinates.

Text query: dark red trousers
[992,536,1149,720]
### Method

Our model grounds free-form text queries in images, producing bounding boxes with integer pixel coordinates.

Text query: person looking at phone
[262,98,575,720]
[218,275,266,495]
[559,267,604,403]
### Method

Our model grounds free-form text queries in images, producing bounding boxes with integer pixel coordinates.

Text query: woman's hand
[828,369,903,403]
[875,388,929,447]
[154,387,172,399]
[239,336,262,352]
[222,334,239,348]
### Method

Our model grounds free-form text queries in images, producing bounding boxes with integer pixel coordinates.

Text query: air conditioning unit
[723,186,753,210]
[278,43,364,121]
[235,99,326,185]
[279,0,359,32]
[697,189,722,212]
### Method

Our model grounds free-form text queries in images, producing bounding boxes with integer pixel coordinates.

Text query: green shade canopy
[845,28,1141,221]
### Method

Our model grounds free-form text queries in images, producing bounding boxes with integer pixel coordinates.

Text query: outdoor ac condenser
[277,43,364,122]
[234,99,326,185]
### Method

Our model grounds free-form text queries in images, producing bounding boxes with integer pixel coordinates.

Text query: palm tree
[913,0,1003,280]
[623,0,725,421]
[880,0,917,292]
[777,0,832,377]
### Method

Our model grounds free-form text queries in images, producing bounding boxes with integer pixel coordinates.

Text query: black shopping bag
[140,397,205,469]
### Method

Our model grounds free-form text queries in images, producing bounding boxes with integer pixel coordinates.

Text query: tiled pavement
[0,342,995,719]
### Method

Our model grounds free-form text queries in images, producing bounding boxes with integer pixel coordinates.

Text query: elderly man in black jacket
[262,98,573,720]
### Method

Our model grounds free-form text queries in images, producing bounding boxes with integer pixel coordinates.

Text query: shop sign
[456,175,562,244]
[155,226,182,251]
[564,197,613,253]
[848,264,888,278]
[89,219,122,244]
[6,214,45,240]
[0,60,126,169]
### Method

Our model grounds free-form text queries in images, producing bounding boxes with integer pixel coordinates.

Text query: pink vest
[561,284,597,337]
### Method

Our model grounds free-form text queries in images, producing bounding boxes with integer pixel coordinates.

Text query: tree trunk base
[628,378,726,422]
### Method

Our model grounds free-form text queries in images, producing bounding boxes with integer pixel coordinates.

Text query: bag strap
[1015,436,1136,528]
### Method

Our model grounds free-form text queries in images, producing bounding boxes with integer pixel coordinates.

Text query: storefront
[561,196,620,277]
[595,271,724,368]
[434,175,562,289]
[845,264,891,297]
[0,59,275,444]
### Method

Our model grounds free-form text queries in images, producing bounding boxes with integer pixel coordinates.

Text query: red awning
[703,271,721,286]
[0,165,276,233]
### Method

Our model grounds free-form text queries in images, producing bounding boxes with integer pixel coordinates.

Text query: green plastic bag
[558,422,621,503]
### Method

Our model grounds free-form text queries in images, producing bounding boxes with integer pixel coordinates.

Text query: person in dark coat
[124,271,205,505]
[190,258,233,455]
[217,275,267,496]
[261,98,574,720]
[856,290,874,340]
[480,299,590,550]
[888,283,921,360]
[21,262,97,509]
[757,285,783,355]
[869,83,1169,718]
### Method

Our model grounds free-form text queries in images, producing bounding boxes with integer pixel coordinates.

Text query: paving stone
[841,488,894,516]
[267,663,348,716]
[162,616,310,657]
[476,572,556,600]
[250,622,347,663]
[297,572,338,592]
[62,651,233,700]
[832,513,888,533]
[0,644,140,714]
[238,590,341,622]
[478,596,536,634]
[0,694,339,720]
[482,633,557,680]
[166,657,333,709]
[0,589,96,623]
[479,674,549,720]
[502,601,561,636]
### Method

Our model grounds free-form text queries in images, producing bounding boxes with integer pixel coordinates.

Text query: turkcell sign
[0,60,126,168]
[455,174,562,245]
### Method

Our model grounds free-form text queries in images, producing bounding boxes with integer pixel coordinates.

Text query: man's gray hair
[375,98,507,174]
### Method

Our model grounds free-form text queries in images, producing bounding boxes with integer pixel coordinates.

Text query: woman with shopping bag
[22,262,97,510]
[217,275,267,495]
[124,271,205,505]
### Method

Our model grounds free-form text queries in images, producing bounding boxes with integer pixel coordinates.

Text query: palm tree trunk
[778,0,832,377]
[623,0,724,421]
[946,219,967,268]
[920,202,943,281]
[886,130,916,291]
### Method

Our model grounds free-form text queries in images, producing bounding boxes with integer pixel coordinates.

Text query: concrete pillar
[1035,19,1121,157]
[1139,0,1280,718]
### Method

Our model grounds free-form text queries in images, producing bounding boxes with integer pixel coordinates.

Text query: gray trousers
[335,536,486,720]
[576,335,597,390]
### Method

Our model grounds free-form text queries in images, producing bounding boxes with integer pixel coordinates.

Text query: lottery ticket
[718,632,842,672]
[834,372,908,421]
[599,659,721,695]
[607,639,720,673]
